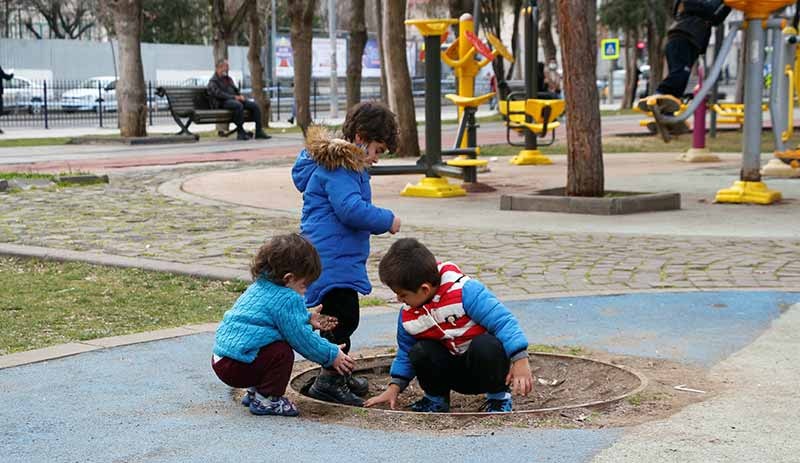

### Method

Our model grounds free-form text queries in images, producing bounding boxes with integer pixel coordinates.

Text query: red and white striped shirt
[400,262,487,355]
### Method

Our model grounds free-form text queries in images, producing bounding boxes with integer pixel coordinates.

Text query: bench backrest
[159,86,212,117]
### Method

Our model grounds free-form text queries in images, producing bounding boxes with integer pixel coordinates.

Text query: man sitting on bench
[208,59,271,141]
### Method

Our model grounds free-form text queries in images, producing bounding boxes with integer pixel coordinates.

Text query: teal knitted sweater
[213,278,339,366]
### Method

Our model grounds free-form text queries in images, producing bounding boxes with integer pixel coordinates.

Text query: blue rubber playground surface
[1,291,796,463]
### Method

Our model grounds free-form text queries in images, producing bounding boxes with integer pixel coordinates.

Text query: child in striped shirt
[365,238,533,413]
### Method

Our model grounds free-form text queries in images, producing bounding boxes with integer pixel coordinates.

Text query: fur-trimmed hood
[305,125,365,171]
[292,126,365,193]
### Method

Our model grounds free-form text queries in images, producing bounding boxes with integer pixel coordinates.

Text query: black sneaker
[307,374,364,406]
[346,375,369,397]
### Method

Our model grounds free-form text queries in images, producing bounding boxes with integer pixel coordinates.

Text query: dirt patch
[293,353,643,413]
[234,346,722,432]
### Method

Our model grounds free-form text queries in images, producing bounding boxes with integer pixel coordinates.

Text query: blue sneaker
[480,397,513,413]
[249,395,299,417]
[241,387,256,407]
[409,395,450,413]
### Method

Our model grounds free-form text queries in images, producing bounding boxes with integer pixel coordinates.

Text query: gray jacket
[207,73,240,109]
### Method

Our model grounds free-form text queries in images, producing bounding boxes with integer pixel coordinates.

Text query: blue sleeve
[272,297,339,367]
[324,169,394,234]
[462,279,529,358]
[389,311,416,381]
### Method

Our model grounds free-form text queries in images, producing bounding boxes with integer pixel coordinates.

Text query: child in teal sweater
[212,233,355,416]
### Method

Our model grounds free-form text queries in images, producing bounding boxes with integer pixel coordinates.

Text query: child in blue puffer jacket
[365,238,533,413]
[292,102,401,406]
[212,233,355,416]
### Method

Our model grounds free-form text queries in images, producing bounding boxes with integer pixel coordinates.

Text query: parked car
[60,76,117,112]
[2,76,48,114]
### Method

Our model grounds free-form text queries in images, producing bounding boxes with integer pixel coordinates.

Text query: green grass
[0,137,72,148]
[0,257,245,355]
[0,172,55,180]
[479,128,774,157]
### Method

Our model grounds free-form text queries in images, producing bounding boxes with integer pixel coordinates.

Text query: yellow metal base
[509,149,553,166]
[761,159,800,178]
[400,177,466,198]
[715,181,782,205]
[677,148,720,163]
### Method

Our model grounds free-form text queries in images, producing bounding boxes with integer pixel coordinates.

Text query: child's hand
[390,216,401,234]
[506,358,533,396]
[332,345,355,375]
[309,305,338,331]
[364,384,400,409]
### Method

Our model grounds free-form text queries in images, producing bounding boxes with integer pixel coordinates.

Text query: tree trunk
[622,29,638,109]
[506,0,523,80]
[109,0,147,137]
[383,0,419,157]
[556,0,603,197]
[347,0,367,109]
[375,0,388,103]
[540,0,557,63]
[247,0,270,128]
[289,0,317,134]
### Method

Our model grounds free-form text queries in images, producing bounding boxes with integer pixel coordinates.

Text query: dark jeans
[212,341,293,397]
[656,36,700,100]
[221,98,263,134]
[319,288,359,355]
[408,334,510,397]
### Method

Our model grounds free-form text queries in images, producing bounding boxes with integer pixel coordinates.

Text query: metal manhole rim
[289,351,649,416]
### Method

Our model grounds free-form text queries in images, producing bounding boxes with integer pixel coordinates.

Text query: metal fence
[0,77,481,130]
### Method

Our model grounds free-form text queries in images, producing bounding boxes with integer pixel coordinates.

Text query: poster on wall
[274,35,348,78]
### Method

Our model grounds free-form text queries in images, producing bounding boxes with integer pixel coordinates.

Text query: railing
[0,77,485,129]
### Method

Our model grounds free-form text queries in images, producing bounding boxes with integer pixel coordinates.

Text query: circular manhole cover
[290,353,646,415]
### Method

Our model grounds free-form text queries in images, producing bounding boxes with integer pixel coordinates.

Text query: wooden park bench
[155,86,255,138]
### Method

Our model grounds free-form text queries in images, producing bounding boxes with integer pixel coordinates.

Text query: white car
[60,76,117,112]
[2,76,48,114]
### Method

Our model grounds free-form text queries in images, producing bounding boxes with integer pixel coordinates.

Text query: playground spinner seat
[499,96,565,144]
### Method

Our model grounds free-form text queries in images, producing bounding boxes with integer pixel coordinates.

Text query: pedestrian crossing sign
[601,39,620,60]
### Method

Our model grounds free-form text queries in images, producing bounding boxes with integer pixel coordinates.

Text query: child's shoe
[409,394,450,413]
[308,373,364,406]
[249,394,299,417]
[346,375,369,397]
[241,387,256,407]
[480,397,513,413]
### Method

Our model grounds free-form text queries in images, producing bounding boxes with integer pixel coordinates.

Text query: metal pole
[742,19,764,181]
[328,0,338,118]
[710,24,724,138]
[271,0,277,86]
[524,1,539,152]
[43,80,48,129]
[424,33,442,176]
[770,25,788,153]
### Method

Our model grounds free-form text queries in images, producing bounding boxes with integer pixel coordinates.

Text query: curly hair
[340,101,399,153]
[379,238,440,292]
[250,233,321,284]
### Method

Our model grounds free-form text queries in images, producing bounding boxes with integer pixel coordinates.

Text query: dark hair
[341,101,399,153]
[250,233,321,284]
[379,238,440,292]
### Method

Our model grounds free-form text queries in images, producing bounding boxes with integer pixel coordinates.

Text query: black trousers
[408,334,510,397]
[320,288,360,354]
[656,36,700,100]
[221,98,262,133]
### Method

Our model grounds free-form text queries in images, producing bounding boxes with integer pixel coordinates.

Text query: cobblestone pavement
[2,161,800,301]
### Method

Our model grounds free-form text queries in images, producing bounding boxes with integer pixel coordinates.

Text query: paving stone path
[2,161,800,301]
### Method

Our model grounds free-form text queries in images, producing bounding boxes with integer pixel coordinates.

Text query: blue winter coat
[292,127,395,307]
